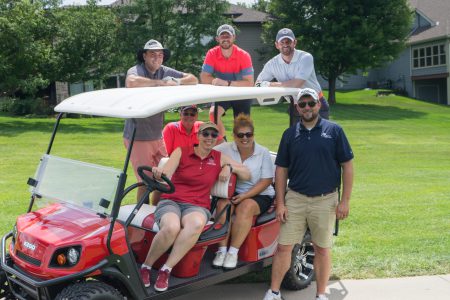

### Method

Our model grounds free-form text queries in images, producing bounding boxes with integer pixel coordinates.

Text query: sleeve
[256,62,274,82]
[126,65,139,77]
[296,53,314,80]
[335,126,354,163]
[261,148,275,179]
[275,129,291,168]
[163,66,184,79]
[201,50,215,74]
[162,123,175,155]
[240,51,254,76]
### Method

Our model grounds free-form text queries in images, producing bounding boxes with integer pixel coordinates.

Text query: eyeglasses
[182,112,196,117]
[201,130,218,138]
[236,132,254,138]
[297,100,317,108]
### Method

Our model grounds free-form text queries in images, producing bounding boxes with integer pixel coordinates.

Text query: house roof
[110,1,269,23]
[408,0,450,44]
[226,4,269,23]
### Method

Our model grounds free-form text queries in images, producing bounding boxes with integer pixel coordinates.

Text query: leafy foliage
[116,0,230,74]
[264,0,413,103]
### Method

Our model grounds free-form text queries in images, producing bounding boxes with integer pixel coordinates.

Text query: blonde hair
[233,113,254,134]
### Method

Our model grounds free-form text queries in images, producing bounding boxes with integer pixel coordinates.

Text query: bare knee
[313,244,330,257]
[160,221,181,238]
[235,200,259,219]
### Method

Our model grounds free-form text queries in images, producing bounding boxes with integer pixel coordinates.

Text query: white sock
[141,264,151,270]
[218,246,227,254]
[161,264,172,272]
[228,246,239,255]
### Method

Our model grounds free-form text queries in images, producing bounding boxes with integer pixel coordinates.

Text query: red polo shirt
[161,146,222,209]
[163,121,223,155]
[163,121,202,155]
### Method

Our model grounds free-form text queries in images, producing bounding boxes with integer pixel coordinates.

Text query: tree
[51,0,122,84]
[0,0,58,96]
[117,0,229,75]
[265,0,412,104]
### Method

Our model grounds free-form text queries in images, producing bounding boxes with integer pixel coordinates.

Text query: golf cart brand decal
[23,241,36,251]
[258,235,279,259]
[206,157,216,166]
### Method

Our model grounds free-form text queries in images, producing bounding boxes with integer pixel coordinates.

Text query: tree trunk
[328,76,337,104]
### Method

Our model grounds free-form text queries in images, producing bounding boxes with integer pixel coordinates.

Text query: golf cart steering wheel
[137,166,175,194]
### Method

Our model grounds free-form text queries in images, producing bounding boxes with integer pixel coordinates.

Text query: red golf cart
[0,85,315,299]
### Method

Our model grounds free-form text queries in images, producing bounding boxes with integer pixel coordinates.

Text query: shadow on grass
[332,103,426,120]
[0,118,124,137]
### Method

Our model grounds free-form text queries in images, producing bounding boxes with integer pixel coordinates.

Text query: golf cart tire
[281,232,315,290]
[0,268,14,300]
[55,281,124,300]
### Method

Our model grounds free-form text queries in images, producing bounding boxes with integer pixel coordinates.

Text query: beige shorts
[123,138,167,182]
[279,189,338,248]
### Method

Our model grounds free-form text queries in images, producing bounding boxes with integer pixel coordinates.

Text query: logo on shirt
[206,157,217,166]
[321,132,332,139]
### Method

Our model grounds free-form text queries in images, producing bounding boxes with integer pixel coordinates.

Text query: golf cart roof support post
[288,96,296,127]
[107,121,136,255]
[122,120,137,174]
[46,113,63,155]
[213,102,218,124]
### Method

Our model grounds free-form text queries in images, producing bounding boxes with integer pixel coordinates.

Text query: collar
[276,49,300,65]
[295,117,323,137]
[190,145,215,160]
[217,44,237,61]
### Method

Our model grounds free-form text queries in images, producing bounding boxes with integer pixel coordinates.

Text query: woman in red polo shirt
[139,122,250,292]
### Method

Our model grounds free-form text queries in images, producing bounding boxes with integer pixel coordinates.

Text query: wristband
[224,163,233,173]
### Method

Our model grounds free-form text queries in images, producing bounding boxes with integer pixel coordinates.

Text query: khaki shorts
[279,189,338,248]
[124,138,167,182]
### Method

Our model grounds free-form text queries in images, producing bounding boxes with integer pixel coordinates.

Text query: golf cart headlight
[67,248,80,265]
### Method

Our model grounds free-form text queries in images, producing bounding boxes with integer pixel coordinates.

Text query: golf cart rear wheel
[0,269,14,299]
[55,281,123,300]
[281,232,315,290]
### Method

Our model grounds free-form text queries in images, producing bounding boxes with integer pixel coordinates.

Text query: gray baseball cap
[217,24,235,36]
[276,28,295,42]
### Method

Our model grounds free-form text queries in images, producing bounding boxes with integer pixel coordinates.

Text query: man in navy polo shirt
[263,88,354,300]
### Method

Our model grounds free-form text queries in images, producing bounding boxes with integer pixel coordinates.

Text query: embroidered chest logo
[206,157,216,166]
[321,132,332,139]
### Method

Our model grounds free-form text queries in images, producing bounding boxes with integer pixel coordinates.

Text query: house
[320,0,450,105]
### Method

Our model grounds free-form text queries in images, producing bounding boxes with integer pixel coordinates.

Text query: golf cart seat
[118,158,236,278]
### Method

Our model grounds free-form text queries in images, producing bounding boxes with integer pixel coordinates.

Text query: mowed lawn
[0,89,449,279]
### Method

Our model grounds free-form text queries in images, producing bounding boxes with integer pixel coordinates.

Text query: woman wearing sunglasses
[212,114,275,269]
[140,122,250,292]
[163,105,224,156]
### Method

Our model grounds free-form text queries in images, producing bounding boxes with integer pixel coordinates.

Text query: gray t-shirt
[214,141,275,196]
[123,64,184,141]
[256,49,322,92]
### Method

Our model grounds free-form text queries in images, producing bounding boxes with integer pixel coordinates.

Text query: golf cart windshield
[30,154,121,215]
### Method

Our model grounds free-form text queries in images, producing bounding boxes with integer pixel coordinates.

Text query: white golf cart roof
[55,84,299,118]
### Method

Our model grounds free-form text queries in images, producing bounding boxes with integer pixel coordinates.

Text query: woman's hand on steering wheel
[137,166,175,194]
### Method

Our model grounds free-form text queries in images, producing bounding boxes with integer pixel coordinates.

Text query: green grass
[1,89,449,280]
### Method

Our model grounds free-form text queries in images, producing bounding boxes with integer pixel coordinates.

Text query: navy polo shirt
[275,118,354,196]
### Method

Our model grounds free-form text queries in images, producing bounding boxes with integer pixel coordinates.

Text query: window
[413,43,446,69]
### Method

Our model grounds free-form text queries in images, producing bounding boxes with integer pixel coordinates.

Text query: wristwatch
[225,163,233,173]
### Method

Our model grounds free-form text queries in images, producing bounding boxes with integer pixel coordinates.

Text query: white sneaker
[263,289,282,300]
[212,251,226,268]
[316,295,329,300]
[222,253,238,269]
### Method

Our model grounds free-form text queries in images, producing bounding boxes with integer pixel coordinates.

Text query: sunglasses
[236,132,254,138]
[182,112,196,117]
[297,100,317,108]
[201,130,219,138]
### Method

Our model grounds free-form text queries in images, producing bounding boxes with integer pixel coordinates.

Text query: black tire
[55,281,124,300]
[0,268,14,300]
[281,232,315,290]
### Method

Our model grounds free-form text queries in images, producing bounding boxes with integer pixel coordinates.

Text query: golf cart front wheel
[55,281,124,300]
[281,232,315,290]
